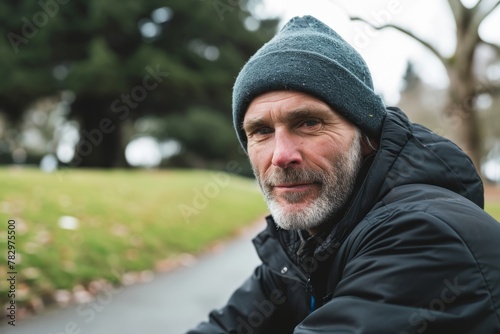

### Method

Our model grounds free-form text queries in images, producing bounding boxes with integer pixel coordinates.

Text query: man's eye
[301,119,321,128]
[254,127,273,135]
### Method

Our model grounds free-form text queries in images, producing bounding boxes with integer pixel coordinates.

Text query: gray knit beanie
[232,15,386,150]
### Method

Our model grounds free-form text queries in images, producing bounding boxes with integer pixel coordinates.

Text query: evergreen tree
[0,0,278,167]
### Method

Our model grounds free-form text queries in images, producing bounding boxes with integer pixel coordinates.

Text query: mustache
[263,168,324,188]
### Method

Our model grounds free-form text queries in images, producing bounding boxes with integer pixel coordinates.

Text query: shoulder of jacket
[347,184,497,253]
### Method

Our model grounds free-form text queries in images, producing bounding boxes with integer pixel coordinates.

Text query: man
[188,15,500,333]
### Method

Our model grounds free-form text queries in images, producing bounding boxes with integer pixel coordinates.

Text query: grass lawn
[485,203,500,221]
[0,167,267,311]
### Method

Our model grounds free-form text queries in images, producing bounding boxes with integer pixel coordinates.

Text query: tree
[398,61,448,135]
[0,0,278,167]
[352,0,500,171]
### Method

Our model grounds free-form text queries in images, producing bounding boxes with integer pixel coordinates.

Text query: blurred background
[0,0,499,177]
[0,0,280,174]
[0,0,500,332]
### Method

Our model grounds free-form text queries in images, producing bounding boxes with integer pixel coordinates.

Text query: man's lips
[274,183,312,187]
[272,182,318,191]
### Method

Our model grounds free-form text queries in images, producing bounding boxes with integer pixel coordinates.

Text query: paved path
[2,223,264,334]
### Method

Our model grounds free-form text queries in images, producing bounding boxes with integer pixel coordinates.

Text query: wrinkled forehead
[243,90,350,127]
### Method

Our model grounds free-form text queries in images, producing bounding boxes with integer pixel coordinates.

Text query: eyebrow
[243,107,331,134]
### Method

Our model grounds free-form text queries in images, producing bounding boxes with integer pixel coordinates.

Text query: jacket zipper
[305,277,316,313]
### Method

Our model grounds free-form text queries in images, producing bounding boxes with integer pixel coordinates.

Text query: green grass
[485,202,500,221]
[0,167,267,309]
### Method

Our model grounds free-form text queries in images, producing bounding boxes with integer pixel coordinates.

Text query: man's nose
[271,130,303,168]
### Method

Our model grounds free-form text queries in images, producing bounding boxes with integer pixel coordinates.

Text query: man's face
[243,91,364,233]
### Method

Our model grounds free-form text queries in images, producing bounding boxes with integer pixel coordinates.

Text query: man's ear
[361,134,379,157]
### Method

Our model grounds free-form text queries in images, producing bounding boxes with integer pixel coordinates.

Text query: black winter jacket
[188,108,500,333]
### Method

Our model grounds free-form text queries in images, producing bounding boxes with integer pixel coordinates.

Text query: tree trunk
[445,97,482,171]
[69,97,127,168]
[440,10,483,174]
[445,65,482,172]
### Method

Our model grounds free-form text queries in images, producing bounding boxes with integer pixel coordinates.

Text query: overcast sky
[254,0,500,105]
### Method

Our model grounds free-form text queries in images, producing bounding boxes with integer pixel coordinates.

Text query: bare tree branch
[463,1,500,63]
[472,0,500,17]
[350,17,449,67]
[470,0,500,36]
[447,0,465,26]
[476,83,500,96]
[471,0,485,12]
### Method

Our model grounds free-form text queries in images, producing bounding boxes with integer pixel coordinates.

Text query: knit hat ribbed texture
[232,15,386,150]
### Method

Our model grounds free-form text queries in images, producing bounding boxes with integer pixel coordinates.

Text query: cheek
[248,145,272,169]
[303,139,344,166]
[248,150,264,176]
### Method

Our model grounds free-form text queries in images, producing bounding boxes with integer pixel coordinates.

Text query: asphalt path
[2,222,265,334]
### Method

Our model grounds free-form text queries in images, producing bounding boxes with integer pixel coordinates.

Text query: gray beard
[253,130,363,231]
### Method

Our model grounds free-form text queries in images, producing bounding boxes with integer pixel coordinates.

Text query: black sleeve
[187,263,306,334]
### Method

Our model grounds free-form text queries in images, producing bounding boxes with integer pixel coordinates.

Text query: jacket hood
[368,107,483,207]
[320,107,484,247]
